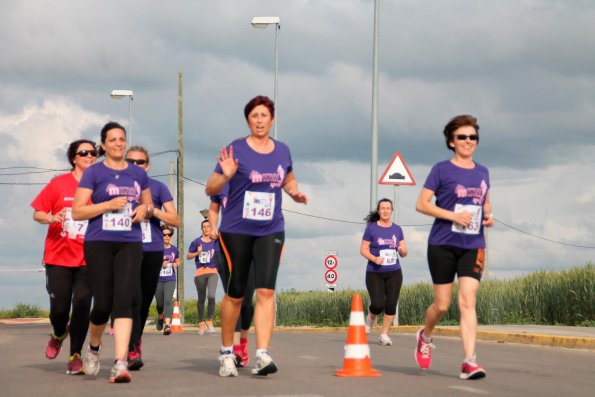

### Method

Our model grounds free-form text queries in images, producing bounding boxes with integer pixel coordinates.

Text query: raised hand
[217,145,239,180]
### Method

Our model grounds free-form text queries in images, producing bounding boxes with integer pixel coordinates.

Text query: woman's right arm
[416,187,473,227]
[33,209,65,225]
[207,202,220,239]
[72,187,128,221]
[360,240,383,265]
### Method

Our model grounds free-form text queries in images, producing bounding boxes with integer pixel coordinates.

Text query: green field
[3,263,593,327]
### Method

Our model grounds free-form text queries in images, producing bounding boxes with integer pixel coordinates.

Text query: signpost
[324,250,338,291]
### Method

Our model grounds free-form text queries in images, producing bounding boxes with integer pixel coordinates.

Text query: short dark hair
[243,95,275,121]
[66,139,96,170]
[443,115,479,151]
[161,224,174,236]
[98,121,126,156]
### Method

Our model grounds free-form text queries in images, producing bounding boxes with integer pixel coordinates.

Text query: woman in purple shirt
[360,198,407,347]
[414,115,494,380]
[72,122,153,383]
[206,95,307,377]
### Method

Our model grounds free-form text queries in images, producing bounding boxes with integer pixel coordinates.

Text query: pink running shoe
[66,353,84,375]
[415,328,435,369]
[240,338,249,368]
[45,327,68,359]
[460,359,486,380]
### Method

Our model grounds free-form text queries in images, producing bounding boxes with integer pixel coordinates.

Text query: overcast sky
[1,0,594,309]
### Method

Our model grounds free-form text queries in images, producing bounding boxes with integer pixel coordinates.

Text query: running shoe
[127,341,144,371]
[109,361,131,383]
[198,322,206,336]
[460,357,486,380]
[45,331,67,359]
[206,320,216,334]
[233,345,244,368]
[218,352,238,377]
[66,353,84,375]
[156,316,164,331]
[251,351,277,376]
[83,345,101,376]
[365,313,376,335]
[163,325,171,335]
[108,327,115,336]
[379,334,393,346]
[415,328,435,369]
[240,338,249,367]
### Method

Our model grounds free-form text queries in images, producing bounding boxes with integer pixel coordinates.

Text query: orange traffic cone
[335,294,380,377]
[170,300,184,333]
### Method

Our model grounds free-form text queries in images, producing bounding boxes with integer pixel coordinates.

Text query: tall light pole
[370,1,379,211]
[251,16,280,139]
[110,89,134,144]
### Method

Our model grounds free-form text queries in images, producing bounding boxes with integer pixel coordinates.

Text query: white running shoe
[251,351,278,376]
[218,352,238,377]
[365,313,376,334]
[379,334,393,346]
[83,346,101,376]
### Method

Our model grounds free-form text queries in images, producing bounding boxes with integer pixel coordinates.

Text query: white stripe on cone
[349,311,365,326]
[344,344,371,359]
[171,304,182,326]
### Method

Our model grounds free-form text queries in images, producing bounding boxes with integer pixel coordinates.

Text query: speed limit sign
[324,269,338,284]
[324,255,338,270]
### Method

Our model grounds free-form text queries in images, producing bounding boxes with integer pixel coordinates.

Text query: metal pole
[128,96,133,145]
[177,70,185,322]
[274,23,280,140]
[370,0,380,211]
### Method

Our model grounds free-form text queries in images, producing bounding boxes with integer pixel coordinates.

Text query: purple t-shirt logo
[454,180,488,205]
[248,164,285,188]
[105,181,141,202]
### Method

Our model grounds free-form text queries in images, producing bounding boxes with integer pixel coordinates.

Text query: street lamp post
[110,89,134,144]
[251,16,280,139]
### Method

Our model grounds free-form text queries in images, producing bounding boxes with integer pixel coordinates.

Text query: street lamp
[110,89,134,145]
[251,16,280,139]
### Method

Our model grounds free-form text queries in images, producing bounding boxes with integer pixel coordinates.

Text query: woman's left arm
[283,171,308,204]
[482,192,494,228]
[153,200,180,227]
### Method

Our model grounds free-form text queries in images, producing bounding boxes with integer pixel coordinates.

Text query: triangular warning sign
[378,151,415,185]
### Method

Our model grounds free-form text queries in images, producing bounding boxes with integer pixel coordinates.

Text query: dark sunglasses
[163,233,173,237]
[76,150,98,157]
[455,134,479,141]
[127,159,147,165]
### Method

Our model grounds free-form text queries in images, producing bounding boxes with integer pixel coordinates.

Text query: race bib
[452,204,482,235]
[379,249,397,265]
[102,203,132,231]
[243,191,274,221]
[62,207,88,239]
[199,251,211,264]
[141,219,152,243]
[160,264,173,277]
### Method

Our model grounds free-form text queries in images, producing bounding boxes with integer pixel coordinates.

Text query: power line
[494,219,595,249]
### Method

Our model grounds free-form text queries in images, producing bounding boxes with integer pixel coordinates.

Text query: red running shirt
[31,173,87,267]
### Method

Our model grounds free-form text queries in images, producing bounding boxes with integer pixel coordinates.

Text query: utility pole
[177,70,185,321]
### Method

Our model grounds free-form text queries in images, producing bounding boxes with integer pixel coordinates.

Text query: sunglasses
[163,233,173,237]
[76,150,98,157]
[455,134,479,141]
[127,159,147,165]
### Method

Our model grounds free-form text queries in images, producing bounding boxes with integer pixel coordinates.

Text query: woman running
[155,225,180,335]
[187,220,219,335]
[124,146,180,370]
[31,139,96,375]
[205,95,307,377]
[360,198,407,346]
[415,114,494,380]
[72,121,153,383]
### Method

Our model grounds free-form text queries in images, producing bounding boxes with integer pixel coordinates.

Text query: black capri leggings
[217,251,255,331]
[219,231,284,299]
[45,264,91,356]
[365,268,403,316]
[83,241,143,324]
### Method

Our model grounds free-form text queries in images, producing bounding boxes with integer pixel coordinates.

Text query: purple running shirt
[142,178,174,252]
[159,244,179,282]
[362,222,405,273]
[214,137,292,236]
[423,160,490,249]
[78,161,149,242]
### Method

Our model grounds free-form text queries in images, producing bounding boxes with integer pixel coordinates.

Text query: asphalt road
[1,323,593,397]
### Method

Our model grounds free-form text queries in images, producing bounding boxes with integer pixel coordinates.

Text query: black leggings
[219,231,284,299]
[217,252,255,332]
[130,250,163,349]
[365,268,403,316]
[45,264,91,355]
[83,241,142,324]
